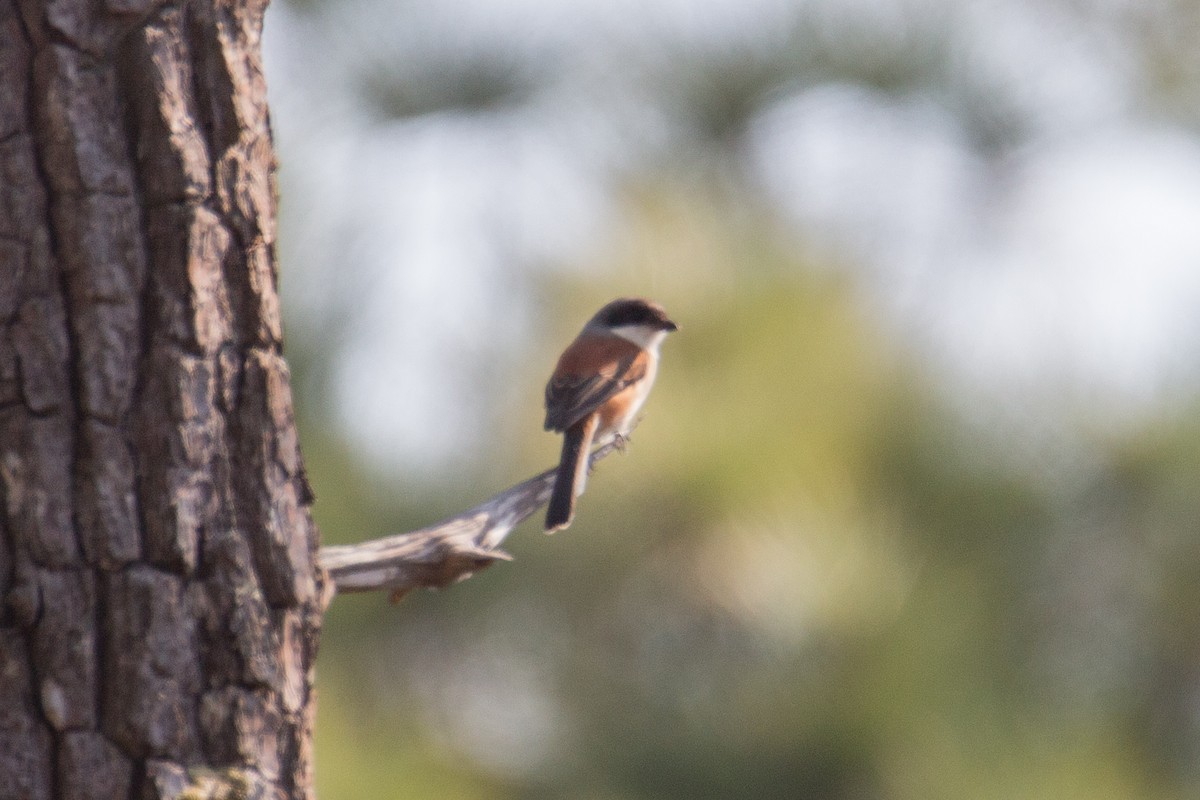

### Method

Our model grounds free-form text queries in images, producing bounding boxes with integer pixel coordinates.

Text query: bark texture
[320,439,622,602]
[0,0,322,797]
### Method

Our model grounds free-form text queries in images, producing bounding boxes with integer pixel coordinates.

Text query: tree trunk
[0,0,323,797]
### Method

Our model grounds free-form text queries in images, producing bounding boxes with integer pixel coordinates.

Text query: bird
[543,297,677,532]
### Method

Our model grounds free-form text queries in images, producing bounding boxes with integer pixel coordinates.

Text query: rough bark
[0,0,322,798]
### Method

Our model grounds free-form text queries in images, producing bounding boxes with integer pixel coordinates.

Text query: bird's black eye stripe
[605,306,646,326]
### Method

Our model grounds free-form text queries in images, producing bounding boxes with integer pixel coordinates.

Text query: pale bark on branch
[319,440,621,603]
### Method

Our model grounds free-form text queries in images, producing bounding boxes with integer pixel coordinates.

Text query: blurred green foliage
[295,183,1200,799]
[267,0,1200,793]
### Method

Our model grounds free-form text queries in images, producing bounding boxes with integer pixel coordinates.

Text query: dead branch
[318,440,622,604]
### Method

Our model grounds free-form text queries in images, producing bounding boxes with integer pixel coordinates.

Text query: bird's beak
[663,318,679,332]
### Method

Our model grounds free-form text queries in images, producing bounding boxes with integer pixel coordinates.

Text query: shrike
[543,298,677,532]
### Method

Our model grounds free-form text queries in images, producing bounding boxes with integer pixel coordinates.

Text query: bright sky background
[264,0,1200,476]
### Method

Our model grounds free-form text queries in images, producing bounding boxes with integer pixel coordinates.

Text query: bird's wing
[544,335,647,432]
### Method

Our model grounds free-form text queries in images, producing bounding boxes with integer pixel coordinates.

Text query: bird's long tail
[545,414,598,532]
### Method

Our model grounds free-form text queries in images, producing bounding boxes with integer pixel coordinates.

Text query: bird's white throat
[611,324,668,353]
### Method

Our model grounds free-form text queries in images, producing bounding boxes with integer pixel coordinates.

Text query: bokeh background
[263,1,1200,797]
